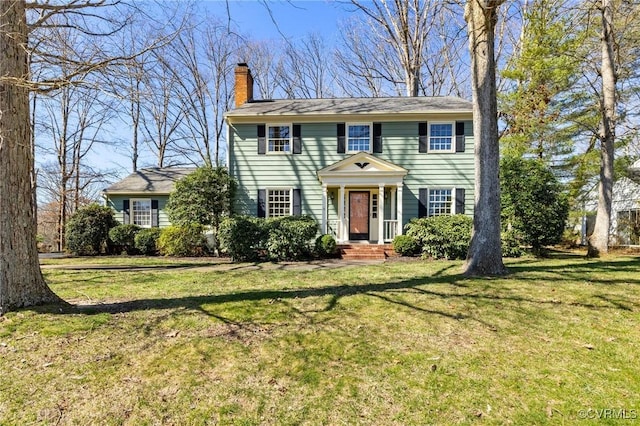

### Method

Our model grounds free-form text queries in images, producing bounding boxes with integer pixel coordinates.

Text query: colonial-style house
[224,64,475,245]
[103,64,475,254]
[103,167,195,228]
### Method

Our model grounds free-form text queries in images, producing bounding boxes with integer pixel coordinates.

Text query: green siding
[106,195,171,228]
[229,119,474,229]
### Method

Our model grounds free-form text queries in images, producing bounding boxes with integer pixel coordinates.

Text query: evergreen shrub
[392,235,420,257]
[157,224,206,257]
[315,234,337,258]
[405,214,472,260]
[65,204,118,256]
[134,228,162,255]
[109,224,141,254]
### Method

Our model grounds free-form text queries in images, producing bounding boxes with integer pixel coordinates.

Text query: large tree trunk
[0,0,61,315]
[463,0,507,276]
[588,0,616,257]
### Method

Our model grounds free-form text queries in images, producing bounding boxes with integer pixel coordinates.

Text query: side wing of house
[227,114,474,243]
[610,177,640,245]
[106,194,171,228]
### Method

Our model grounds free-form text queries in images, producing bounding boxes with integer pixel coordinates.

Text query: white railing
[384,220,398,242]
[328,220,340,240]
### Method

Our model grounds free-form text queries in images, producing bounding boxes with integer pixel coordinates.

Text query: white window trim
[266,187,293,218]
[427,188,453,217]
[427,121,455,153]
[346,122,372,154]
[266,123,292,155]
[131,198,152,228]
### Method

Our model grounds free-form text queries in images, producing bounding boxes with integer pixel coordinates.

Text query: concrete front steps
[337,244,396,260]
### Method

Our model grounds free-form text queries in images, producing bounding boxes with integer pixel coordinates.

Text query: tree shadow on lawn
[504,257,640,286]
[31,256,640,327]
[41,262,223,272]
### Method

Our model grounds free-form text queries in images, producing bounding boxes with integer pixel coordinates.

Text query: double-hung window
[428,122,454,152]
[268,125,291,154]
[132,199,152,227]
[428,189,452,216]
[347,123,371,152]
[267,188,292,217]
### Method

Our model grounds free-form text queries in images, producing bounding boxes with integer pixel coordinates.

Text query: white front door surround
[317,152,408,244]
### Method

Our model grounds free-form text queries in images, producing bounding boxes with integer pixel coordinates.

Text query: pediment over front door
[317,152,408,186]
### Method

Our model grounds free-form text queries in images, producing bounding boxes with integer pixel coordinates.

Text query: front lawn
[1,254,639,424]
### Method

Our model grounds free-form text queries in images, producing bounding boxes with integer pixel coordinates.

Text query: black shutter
[151,199,159,227]
[455,188,465,215]
[418,188,428,218]
[293,124,302,154]
[292,188,301,215]
[455,121,466,153]
[257,124,266,154]
[257,189,266,217]
[373,123,382,153]
[337,123,346,153]
[122,199,130,224]
[419,122,428,153]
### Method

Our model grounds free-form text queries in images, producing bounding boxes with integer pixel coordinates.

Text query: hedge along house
[103,167,195,228]
[225,64,475,245]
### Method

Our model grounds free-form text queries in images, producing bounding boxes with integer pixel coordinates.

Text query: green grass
[1,253,639,424]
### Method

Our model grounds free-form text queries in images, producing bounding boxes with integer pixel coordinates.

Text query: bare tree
[335,21,387,96]
[34,19,116,250]
[463,0,508,276]
[37,161,108,250]
[159,15,239,166]
[105,2,187,172]
[140,47,187,168]
[237,40,281,100]
[110,25,149,173]
[339,0,439,97]
[38,82,113,250]
[1,0,61,313]
[422,3,471,98]
[277,33,336,99]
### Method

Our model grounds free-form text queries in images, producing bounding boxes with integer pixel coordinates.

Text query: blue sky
[219,0,351,42]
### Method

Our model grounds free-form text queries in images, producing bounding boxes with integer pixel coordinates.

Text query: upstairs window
[429,123,453,152]
[428,189,452,216]
[347,124,371,152]
[132,199,152,227]
[268,125,291,153]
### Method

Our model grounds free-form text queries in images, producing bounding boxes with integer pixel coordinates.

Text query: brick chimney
[235,63,253,107]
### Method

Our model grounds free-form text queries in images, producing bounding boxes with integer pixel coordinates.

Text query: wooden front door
[349,191,370,240]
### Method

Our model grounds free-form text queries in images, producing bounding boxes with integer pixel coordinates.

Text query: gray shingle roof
[104,167,196,194]
[225,96,472,118]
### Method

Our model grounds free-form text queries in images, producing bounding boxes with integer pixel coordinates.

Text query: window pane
[268,189,291,217]
[269,126,290,139]
[429,124,452,151]
[348,125,370,152]
[132,200,152,227]
[428,189,452,216]
[268,125,291,152]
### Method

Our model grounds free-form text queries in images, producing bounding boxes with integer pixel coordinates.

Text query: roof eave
[103,190,173,196]
[225,110,473,124]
